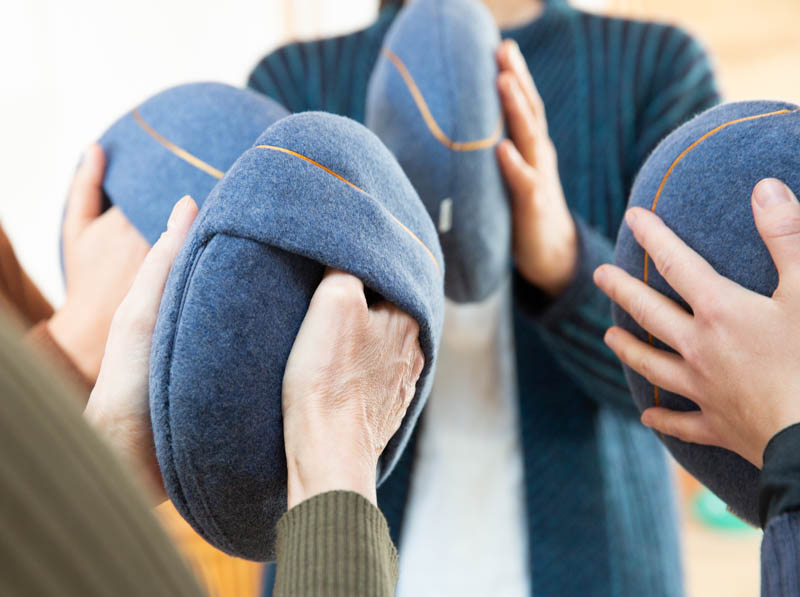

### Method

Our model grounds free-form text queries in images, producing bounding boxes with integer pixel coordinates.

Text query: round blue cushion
[366,0,510,303]
[614,100,800,525]
[149,112,445,560]
[98,82,288,244]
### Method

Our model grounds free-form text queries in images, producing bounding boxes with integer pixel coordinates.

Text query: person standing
[249,1,719,594]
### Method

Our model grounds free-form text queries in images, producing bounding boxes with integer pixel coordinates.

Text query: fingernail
[604,328,616,347]
[594,266,606,286]
[641,412,652,427]
[755,178,795,208]
[625,209,638,227]
[167,195,192,230]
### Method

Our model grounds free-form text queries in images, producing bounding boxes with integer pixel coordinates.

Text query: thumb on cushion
[751,178,800,293]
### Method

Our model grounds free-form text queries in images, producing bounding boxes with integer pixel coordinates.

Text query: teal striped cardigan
[250,1,719,595]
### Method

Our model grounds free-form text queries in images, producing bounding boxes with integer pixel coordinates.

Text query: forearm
[274,491,398,597]
[24,320,94,403]
[515,215,636,413]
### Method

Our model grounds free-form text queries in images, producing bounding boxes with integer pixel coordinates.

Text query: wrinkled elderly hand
[496,39,577,297]
[85,196,198,504]
[594,179,800,467]
[49,144,150,382]
[282,270,424,508]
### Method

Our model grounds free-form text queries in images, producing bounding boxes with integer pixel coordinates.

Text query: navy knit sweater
[250,2,719,595]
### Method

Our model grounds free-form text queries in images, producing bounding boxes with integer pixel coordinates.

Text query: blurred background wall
[1,1,798,595]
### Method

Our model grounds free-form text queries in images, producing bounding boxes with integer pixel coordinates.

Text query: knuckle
[695,290,725,323]
[764,212,800,240]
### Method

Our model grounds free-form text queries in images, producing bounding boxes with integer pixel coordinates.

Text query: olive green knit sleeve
[0,313,206,597]
[274,491,399,597]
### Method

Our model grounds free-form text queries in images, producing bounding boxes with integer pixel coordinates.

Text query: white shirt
[396,278,530,597]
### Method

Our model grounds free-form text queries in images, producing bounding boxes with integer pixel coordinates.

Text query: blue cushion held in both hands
[366,0,511,303]
[149,112,445,560]
[614,100,800,525]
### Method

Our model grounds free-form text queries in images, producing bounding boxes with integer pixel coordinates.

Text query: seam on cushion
[166,232,248,555]
[641,107,798,407]
[132,108,225,179]
[156,235,243,552]
[380,47,503,152]
[253,144,442,275]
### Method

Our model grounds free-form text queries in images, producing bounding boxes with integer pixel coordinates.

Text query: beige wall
[603,0,800,103]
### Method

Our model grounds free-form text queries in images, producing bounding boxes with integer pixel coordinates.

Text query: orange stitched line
[132,109,224,179]
[381,47,503,152]
[642,108,797,406]
[255,144,442,275]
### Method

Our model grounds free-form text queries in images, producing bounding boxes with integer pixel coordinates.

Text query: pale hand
[85,196,198,504]
[594,179,800,467]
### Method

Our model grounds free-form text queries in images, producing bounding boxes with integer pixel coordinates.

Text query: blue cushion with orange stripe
[98,82,289,244]
[614,100,800,525]
[150,111,445,560]
[365,0,510,303]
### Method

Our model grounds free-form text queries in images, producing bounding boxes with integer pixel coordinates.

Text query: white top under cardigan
[397,278,531,597]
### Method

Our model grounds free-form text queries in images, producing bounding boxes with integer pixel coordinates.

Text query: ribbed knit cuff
[24,320,94,403]
[274,490,398,597]
[759,422,800,527]
[761,512,800,596]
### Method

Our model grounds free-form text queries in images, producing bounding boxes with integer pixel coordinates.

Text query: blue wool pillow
[98,82,288,244]
[614,100,800,525]
[150,112,445,560]
[365,0,510,303]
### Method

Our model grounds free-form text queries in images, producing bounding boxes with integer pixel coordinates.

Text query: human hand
[84,196,198,504]
[496,39,577,296]
[282,270,424,509]
[48,143,151,382]
[594,179,800,467]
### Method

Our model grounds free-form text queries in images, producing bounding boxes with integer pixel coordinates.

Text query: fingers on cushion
[314,269,367,321]
[626,207,727,308]
[641,407,717,446]
[594,264,691,352]
[751,178,800,287]
[603,326,694,397]
[125,196,197,317]
[64,143,106,244]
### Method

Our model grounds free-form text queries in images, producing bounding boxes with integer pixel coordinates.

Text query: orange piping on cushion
[255,144,442,275]
[381,47,503,152]
[131,109,224,179]
[642,108,797,406]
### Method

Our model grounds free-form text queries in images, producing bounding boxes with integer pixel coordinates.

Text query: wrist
[48,303,105,382]
[284,419,379,509]
[518,219,578,297]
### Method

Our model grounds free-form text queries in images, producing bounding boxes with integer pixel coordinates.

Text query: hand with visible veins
[48,144,150,382]
[282,269,425,508]
[496,39,578,297]
[594,178,800,468]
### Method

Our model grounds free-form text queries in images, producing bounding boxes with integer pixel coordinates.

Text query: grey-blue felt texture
[614,100,800,525]
[98,82,288,244]
[150,111,444,561]
[366,0,511,303]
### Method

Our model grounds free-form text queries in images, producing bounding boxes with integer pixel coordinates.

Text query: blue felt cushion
[365,0,510,303]
[614,100,800,525]
[98,82,288,244]
[150,111,445,560]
